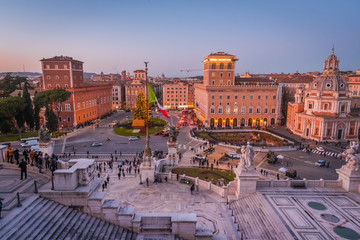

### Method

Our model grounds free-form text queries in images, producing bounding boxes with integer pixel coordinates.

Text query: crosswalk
[302,148,342,158]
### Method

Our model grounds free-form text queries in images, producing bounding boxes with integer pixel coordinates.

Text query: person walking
[37,155,43,173]
[19,159,27,180]
[0,197,4,219]
[190,184,195,194]
[14,148,19,165]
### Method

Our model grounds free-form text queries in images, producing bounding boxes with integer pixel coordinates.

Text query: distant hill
[0,72,99,79]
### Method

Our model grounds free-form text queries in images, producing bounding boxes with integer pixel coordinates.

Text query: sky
[0,0,359,77]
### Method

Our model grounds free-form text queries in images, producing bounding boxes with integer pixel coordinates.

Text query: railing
[256,178,341,189]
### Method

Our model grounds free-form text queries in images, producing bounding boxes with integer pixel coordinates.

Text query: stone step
[33,202,66,239]
[0,196,137,240]
[1,198,50,240]
[75,213,96,239]
[0,195,42,236]
[26,199,63,239]
[57,211,83,239]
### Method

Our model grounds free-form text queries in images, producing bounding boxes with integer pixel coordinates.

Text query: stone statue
[238,142,255,172]
[245,142,254,169]
[344,141,360,172]
[169,126,177,143]
[39,124,51,143]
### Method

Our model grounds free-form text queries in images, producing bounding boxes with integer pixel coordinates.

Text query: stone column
[167,141,178,165]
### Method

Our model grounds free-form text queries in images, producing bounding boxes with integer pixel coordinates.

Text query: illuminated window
[218,106,223,114]
[227,80,231,85]
[65,104,71,111]
[220,80,223,85]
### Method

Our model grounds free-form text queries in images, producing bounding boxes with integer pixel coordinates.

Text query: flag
[148,84,169,118]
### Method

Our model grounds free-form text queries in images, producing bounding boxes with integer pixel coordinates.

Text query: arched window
[218,106,223,114]
[241,106,246,114]
[241,118,245,127]
[233,105,238,114]
[271,118,275,125]
[226,106,230,114]
[211,63,216,69]
[210,106,215,114]
[220,62,224,69]
[227,63,232,69]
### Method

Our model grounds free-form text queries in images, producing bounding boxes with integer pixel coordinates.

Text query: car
[195,154,205,161]
[316,147,324,152]
[228,153,240,159]
[129,136,139,141]
[315,159,325,167]
[21,140,38,147]
[91,142,103,147]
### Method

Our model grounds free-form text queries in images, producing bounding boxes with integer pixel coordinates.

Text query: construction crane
[180,69,202,73]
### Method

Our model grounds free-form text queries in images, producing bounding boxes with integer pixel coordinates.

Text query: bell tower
[203,52,238,86]
[323,47,339,74]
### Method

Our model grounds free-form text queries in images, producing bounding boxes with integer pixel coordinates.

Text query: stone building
[287,50,360,141]
[163,78,189,109]
[125,70,146,109]
[346,69,360,109]
[194,52,282,128]
[40,56,112,128]
[112,82,125,111]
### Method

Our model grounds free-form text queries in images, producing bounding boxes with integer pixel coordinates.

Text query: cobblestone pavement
[98,163,240,239]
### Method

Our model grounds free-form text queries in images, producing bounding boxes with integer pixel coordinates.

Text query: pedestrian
[0,197,3,219]
[19,159,27,180]
[165,176,168,182]
[327,162,330,168]
[37,156,43,173]
[176,173,179,181]
[102,183,105,191]
[123,172,125,177]
[44,153,50,169]
[146,177,149,186]
[118,171,121,179]
[104,181,108,188]
[98,172,101,178]
[277,173,280,180]
[190,184,195,194]
[107,175,110,183]
[261,169,263,175]
[13,148,19,165]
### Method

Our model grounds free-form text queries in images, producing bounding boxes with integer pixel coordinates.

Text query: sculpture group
[345,141,360,172]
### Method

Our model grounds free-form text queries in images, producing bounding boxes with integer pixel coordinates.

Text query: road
[53,110,204,155]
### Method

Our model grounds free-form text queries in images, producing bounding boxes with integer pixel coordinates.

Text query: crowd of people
[5,146,58,180]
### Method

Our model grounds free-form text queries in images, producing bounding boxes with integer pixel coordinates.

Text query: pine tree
[133,92,148,120]
[45,108,58,132]
[23,85,34,129]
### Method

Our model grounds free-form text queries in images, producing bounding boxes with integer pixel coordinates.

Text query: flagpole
[144,61,151,164]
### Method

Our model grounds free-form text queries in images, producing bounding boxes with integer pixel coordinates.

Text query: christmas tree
[133,92,148,120]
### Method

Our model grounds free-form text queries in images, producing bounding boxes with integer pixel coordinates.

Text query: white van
[21,140,38,147]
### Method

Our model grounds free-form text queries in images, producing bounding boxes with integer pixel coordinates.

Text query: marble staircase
[0,195,137,240]
[228,192,290,240]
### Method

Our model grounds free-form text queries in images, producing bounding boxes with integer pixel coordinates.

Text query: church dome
[309,48,348,93]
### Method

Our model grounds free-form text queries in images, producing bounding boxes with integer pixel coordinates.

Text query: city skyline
[1,0,360,77]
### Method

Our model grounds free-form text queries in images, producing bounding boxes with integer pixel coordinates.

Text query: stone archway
[241,118,245,127]
[256,118,260,127]
[225,118,230,128]
[210,118,214,128]
[263,118,267,127]
[337,123,345,140]
[248,118,253,127]
[233,118,237,128]
[218,118,222,128]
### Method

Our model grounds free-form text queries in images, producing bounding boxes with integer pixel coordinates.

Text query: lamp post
[143,62,151,166]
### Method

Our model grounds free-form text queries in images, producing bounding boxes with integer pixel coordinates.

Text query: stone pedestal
[336,167,360,192]
[140,156,155,183]
[235,168,259,199]
[167,141,178,165]
[39,141,54,156]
